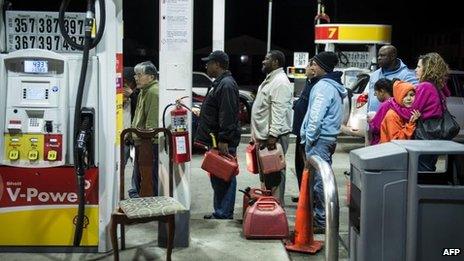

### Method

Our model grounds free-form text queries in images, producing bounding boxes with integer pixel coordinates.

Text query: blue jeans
[128,143,159,197]
[305,138,337,227]
[209,147,237,219]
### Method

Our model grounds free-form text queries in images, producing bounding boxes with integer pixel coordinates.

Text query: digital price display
[24,60,48,73]
[6,11,85,53]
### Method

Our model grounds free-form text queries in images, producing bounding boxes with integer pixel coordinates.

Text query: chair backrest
[119,128,173,200]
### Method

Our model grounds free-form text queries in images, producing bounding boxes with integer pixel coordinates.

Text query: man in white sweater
[251,50,293,205]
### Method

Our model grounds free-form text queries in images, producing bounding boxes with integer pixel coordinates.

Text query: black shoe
[313,226,326,234]
[291,196,299,203]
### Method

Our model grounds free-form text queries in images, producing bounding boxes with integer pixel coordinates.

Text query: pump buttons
[47,150,57,161]
[9,150,19,160]
[28,150,39,161]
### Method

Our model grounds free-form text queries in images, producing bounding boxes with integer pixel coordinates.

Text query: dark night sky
[123,0,463,85]
[8,0,462,85]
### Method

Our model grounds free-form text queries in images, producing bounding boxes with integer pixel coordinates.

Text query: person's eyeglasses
[134,73,146,78]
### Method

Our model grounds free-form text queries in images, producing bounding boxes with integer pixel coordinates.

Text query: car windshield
[193,73,212,87]
[447,73,464,97]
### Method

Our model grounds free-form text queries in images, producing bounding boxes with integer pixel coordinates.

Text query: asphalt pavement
[0,136,364,261]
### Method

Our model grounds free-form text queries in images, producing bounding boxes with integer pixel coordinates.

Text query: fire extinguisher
[163,97,191,164]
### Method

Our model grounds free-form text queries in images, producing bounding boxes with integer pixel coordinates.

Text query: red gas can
[240,187,272,218]
[243,196,289,239]
[258,143,286,174]
[201,149,239,182]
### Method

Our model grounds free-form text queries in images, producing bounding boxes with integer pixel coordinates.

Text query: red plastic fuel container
[243,196,289,239]
[241,187,272,218]
[201,149,239,182]
[258,143,286,174]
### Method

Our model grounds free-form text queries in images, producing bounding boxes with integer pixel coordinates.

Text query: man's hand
[218,142,229,155]
[191,107,201,117]
[267,136,278,150]
[123,86,133,98]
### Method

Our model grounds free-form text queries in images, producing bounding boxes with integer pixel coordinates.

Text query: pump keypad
[47,150,57,161]
[28,150,39,160]
[9,150,19,160]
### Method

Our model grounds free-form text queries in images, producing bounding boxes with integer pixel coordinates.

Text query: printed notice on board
[5,11,85,53]
[175,136,187,154]
[160,0,190,51]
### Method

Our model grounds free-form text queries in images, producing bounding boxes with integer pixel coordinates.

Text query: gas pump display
[5,11,85,53]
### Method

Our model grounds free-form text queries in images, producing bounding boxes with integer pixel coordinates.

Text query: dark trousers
[209,147,237,219]
[128,143,159,197]
[295,136,305,190]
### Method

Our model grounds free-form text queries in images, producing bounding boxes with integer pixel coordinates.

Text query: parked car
[340,70,464,142]
[192,71,255,126]
[340,73,370,138]
[191,72,256,151]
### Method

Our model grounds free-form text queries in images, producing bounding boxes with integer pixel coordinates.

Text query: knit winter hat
[393,81,415,105]
[313,51,339,73]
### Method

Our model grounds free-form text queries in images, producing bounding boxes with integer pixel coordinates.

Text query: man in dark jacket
[196,50,241,219]
[291,59,317,202]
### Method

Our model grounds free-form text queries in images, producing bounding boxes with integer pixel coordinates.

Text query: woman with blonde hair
[392,52,450,170]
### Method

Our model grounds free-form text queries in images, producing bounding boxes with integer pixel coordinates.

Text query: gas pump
[0,0,122,252]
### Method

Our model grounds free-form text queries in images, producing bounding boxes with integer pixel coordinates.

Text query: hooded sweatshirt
[368,97,394,145]
[390,81,448,121]
[367,59,418,112]
[300,71,347,145]
[379,81,416,143]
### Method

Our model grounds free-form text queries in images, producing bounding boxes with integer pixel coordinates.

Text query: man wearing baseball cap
[300,51,347,233]
[196,50,241,219]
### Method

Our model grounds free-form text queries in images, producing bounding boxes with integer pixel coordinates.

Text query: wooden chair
[110,128,186,261]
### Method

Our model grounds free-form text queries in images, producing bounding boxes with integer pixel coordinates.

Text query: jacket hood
[393,80,415,105]
[322,71,343,85]
[383,59,409,75]
[319,71,347,98]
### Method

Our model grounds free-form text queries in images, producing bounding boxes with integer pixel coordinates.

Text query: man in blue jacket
[367,45,418,112]
[300,51,347,233]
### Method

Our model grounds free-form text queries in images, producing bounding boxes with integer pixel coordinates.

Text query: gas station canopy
[315,24,391,44]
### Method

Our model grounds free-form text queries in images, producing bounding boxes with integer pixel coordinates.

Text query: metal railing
[308,155,339,261]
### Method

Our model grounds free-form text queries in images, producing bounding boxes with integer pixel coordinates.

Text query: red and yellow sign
[116,53,124,145]
[315,24,391,44]
[0,167,99,246]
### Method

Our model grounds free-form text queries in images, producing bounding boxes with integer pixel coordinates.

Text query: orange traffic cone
[285,168,323,253]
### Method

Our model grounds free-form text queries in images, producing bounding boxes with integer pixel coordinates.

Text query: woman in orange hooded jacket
[379,81,421,143]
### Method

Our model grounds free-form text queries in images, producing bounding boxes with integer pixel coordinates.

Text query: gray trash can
[349,140,464,261]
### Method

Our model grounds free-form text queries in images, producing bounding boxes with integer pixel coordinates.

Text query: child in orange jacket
[379,81,421,143]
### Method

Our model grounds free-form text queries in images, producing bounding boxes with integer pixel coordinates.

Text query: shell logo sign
[315,24,391,44]
[0,167,99,246]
